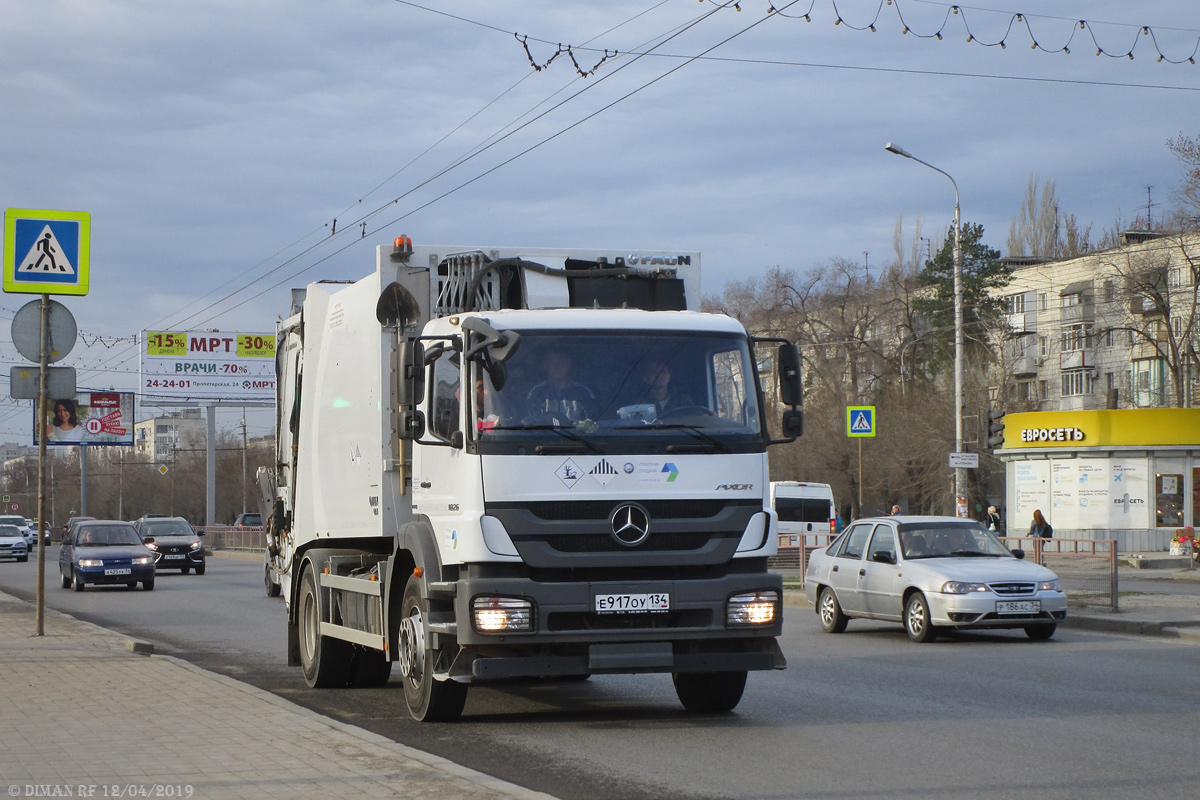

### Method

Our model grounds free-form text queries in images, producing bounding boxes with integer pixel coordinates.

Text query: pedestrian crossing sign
[4,208,91,296]
[846,405,876,438]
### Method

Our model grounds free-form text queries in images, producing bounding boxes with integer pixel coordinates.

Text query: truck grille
[524,499,728,520]
[486,499,759,568]
[541,531,714,553]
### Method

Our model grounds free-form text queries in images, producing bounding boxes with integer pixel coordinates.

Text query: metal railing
[768,533,839,577]
[771,533,1119,611]
[201,525,266,552]
[1002,537,1119,611]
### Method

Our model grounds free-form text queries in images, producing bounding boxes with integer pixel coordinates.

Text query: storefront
[997,409,1200,551]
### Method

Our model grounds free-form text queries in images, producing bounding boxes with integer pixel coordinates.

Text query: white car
[0,515,32,550]
[805,516,1067,642]
[0,524,29,562]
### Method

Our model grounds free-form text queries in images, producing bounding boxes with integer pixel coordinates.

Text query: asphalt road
[3,549,1199,800]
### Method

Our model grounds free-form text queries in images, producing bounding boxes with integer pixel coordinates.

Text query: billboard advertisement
[35,392,134,447]
[139,331,275,400]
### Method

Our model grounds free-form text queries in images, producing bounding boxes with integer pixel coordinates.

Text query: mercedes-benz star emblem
[609,503,650,547]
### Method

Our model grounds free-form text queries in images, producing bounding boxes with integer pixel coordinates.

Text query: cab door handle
[859,569,866,577]
[831,565,839,573]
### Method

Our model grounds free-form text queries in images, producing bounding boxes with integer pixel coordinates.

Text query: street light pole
[886,142,967,517]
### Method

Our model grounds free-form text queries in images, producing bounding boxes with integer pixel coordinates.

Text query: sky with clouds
[2,0,1199,440]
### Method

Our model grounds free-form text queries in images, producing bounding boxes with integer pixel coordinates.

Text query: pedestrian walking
[987,505,1002,533]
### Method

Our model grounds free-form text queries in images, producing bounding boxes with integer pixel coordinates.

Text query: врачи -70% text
[7,785,194,798]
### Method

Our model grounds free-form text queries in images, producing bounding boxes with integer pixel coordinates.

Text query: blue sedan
[59,520,157,591]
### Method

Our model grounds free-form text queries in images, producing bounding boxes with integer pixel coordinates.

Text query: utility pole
[241,408,249,515]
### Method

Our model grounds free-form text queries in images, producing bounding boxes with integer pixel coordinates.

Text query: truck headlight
[726,590,778,626]
[472,596,533,633]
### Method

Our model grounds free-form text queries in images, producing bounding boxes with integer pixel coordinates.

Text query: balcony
[1060,303,1094,325]
[1060,350,1094,370]
[1010,353,1039,377]
[1006,311,1037,335]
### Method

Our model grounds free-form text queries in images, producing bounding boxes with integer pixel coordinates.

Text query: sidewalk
[1063,560,1200,641]
[0,588,555,800]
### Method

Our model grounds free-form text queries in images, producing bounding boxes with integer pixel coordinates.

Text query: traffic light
[986,408,1006,450]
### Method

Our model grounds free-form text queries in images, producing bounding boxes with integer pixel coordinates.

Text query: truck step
[426,620,458,635]
[427,581,457,596]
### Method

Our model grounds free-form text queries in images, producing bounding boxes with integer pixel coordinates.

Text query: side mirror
[143,537,155,545]
[397,340,426,408]
[196,530,206,537]
[777,343,802,407]
[461,316,522,363]
[781,408,803,438]
[1011,548,1025,560]
[871,550,895,565]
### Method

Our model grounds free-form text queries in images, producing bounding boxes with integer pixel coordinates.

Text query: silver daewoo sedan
[804,516,1067,642]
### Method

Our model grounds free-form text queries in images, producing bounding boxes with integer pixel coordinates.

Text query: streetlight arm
[885,143,959,210]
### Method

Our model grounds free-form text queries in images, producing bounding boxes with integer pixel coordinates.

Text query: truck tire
[265,563,281,597]
[397,575,467,721]
[299,567,351,688]
[673,671,747,713]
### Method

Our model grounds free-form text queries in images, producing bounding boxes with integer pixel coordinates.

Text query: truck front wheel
[397,575,467,722]
[673,671,747,713]
[299,567,350,688]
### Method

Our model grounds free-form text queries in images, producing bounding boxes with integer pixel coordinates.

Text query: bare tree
[1096,233,1200,407]
[1007,175,1092,259]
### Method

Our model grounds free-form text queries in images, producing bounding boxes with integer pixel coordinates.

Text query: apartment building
[133,409,206,462]
[996,231,1200,412]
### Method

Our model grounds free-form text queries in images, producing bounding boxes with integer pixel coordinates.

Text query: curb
[1061,614,1200,638]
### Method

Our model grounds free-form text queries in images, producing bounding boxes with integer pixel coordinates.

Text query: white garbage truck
[260,237,803,721]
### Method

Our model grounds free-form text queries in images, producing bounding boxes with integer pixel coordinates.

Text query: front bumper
[446,571,785,680]
[75,564,156,585]
[929,591,1068,628]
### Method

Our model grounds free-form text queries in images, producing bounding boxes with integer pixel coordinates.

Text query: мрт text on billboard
[139,331,275,401]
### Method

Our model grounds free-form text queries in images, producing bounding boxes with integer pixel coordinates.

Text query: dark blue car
[59,520,157,591]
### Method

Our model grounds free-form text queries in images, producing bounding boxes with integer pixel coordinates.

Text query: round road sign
[11,299,78,363]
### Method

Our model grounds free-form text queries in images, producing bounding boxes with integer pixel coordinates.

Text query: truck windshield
[468,330,764,454]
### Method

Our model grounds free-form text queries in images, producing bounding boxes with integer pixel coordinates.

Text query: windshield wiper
[493,424,604,455]
[948,550,994,557]
[618,423,731,454]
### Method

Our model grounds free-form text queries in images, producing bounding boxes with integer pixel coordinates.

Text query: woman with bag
[1029,509,1053,539]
